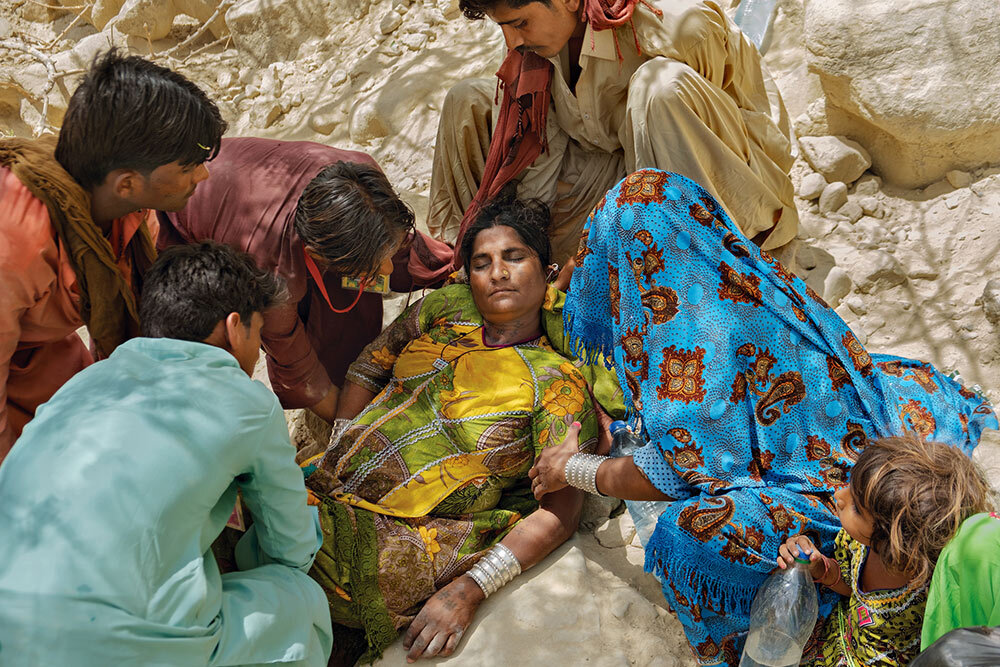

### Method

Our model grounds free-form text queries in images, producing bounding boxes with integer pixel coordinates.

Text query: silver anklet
[466,544,521,598]
[564,452,609,496]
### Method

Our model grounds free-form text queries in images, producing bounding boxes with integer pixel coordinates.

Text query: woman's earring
[546,263,560,282]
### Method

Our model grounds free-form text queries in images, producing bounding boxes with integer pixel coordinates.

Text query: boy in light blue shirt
[0,241,332,666]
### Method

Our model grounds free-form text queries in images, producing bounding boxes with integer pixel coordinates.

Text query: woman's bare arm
[402,484,584,662]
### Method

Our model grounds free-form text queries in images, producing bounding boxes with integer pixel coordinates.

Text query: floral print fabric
[563,169,997,665]
[304,284,599,660]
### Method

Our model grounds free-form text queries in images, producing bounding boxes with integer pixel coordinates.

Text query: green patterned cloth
[303,284,613,660]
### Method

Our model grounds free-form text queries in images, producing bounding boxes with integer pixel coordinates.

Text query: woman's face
[467,225,547,327]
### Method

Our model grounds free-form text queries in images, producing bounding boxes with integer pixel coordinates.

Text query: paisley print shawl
[563,169,998,665]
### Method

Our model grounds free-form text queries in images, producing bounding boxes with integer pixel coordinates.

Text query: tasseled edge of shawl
[644,520,764,618]
[563,307,616,368]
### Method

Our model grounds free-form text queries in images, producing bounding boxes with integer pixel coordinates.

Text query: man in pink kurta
[0,50,225,460]
[157,138,451,421]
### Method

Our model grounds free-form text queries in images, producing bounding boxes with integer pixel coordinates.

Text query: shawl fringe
[644,522,763,617]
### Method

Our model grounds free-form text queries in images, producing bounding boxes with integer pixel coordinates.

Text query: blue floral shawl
[563,170,998,665]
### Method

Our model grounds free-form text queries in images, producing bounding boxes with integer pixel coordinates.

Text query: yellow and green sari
[302,284,614,660]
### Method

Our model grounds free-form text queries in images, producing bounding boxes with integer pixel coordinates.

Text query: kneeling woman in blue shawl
[528,170,997,665]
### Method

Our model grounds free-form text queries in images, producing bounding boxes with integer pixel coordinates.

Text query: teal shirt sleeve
[236,399,321,572]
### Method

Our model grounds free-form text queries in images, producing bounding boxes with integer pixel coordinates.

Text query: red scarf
[447,0,660,271]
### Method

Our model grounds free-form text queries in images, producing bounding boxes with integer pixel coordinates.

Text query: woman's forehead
[472,225,531,253]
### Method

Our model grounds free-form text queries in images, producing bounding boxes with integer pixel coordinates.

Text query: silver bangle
[466,544,521,598]
[564,452,609,496]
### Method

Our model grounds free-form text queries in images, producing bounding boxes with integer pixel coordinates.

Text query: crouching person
[0,241,332,667]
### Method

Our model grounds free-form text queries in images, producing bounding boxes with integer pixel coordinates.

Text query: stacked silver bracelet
[564,453,609,496]
[466,544,521,598]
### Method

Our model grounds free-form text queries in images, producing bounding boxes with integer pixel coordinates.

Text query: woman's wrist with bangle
[564,453,610,496]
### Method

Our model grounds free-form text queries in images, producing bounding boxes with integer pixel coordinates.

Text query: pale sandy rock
[855,217,890,249]
[859,196,880,217]
[226,0,328,65]
[818,181,848,214]
[946,169,973,189]
[595,513,637,549]
[348,95,389,142]
[114,0,227,41]
[804,0,1000,188]
[798,213,837,240]
[216,70,235,90]
[981,279,1000,326]
[853,174,882,196]
[250,97,282,127]
[12,30,127,125]
[837,200,863,224]
[797,172,826,200]
[580,494,621,530]
[857,251,906,294]
[798,135,871,184]
[380,10,403,34]
[822,266,852,307]
[844,294,867,316]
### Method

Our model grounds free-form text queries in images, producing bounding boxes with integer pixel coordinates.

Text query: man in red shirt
[157,138,451,423]
[0,49,226,459]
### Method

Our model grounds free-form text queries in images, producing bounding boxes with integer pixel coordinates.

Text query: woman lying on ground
[299,196,621,663]
[528,169,998,666]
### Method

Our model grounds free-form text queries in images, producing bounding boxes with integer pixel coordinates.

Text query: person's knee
[441,78,494,117]
[627,59,700,113]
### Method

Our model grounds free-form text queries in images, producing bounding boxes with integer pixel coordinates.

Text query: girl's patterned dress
[804,529,927,666]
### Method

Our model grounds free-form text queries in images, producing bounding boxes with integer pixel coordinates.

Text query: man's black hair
[294,161,415,277]
[140,241,285,341]
[460,194,552,275]
[459,0,549,21]
[55,49,227,190]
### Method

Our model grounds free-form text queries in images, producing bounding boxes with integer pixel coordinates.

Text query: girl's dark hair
[55,49,226,190]
[140,241,286,342]
[459,0,549,21]
[293,161,414,277]
[850,433,994,588]
[459,195,551,276]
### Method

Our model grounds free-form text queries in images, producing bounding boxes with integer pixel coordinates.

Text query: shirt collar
[580,21,620,62]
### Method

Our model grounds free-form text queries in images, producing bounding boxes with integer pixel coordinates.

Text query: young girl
[776,434,994,666]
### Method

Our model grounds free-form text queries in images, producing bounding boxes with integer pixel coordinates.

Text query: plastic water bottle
[609,420,669,547]
[733,0,778,53]
[740,556,818,667]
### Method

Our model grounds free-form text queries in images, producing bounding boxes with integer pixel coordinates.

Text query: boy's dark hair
[459,0,549,21]
[140,241,286,341]
[850,433,994,588]
[294,161,415,277]
[460,194,551,275]
[56,49,227,190]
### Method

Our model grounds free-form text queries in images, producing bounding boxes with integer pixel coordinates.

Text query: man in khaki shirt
[429,0,797,266]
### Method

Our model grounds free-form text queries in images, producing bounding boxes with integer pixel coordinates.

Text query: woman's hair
[459,195,552,276]
[294,161,414,277]
[140,241,286,341]
[850,433,994,588]
[56,49,226,190]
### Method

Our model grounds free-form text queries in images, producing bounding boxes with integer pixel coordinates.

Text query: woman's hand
[777,534,825,580]
[403,575,485,662]
[528,422,581,500]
